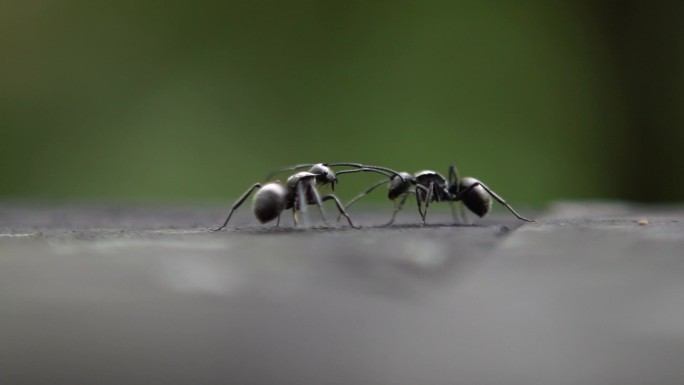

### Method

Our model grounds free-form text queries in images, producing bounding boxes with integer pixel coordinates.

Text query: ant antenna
[335,168,393,178]
[265,163,315,181]
[266,162,405,182]
[328,162,404,180]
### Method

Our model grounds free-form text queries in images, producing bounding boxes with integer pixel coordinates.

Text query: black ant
[342,165,534,226]
[211,163,403,231]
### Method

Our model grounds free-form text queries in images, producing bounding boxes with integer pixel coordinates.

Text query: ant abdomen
[459,177,492,218]
[252,183,287,223]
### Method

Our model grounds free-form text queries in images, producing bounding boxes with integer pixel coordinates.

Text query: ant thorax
[286,172,313,189]
[415,171,451,202]
[414,170,446,181]
[285,172,321,206]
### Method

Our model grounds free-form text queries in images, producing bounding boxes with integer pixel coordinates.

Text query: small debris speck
[637,218,649,226]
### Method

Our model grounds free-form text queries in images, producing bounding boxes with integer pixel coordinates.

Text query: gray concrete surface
[1,202,683,385]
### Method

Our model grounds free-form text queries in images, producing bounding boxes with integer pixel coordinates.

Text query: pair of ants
[212,162,533,231]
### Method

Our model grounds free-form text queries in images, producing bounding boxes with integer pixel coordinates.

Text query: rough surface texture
[1,202,683,385]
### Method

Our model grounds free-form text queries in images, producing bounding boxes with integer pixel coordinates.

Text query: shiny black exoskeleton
[212,163,403,231]
[344,165,533,225]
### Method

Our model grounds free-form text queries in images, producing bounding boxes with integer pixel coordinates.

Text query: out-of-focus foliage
[1,1,683,204]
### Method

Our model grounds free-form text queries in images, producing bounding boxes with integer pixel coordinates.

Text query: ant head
[459,177,492,218]
[388,172,414,200]
[309,163,337,187]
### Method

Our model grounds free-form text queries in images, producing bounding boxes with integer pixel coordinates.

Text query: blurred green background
[1,1,683,206]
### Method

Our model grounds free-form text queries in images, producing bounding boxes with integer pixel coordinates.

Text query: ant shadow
[207,221,515,235]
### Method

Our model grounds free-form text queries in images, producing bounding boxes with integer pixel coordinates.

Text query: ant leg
[449,201,459,223]
[322,194,360,229]
[211,183,262,231]
[450,166,471,223]
[307,180,329,226]
[292,207,298,227]
[448,201,469,224]
[275,215,281,227]
[448,165,460,193]
[381,199,401,227]
[381,191,412,227]
[337,178,391,222]
[455,182,534,222]
[446,174,468,223]
[422,182,435,225]
[295,178,310,227]
[414,185,430,223]
[460,203,469,224]
[388,194,409,226]
[412,190,424,220]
